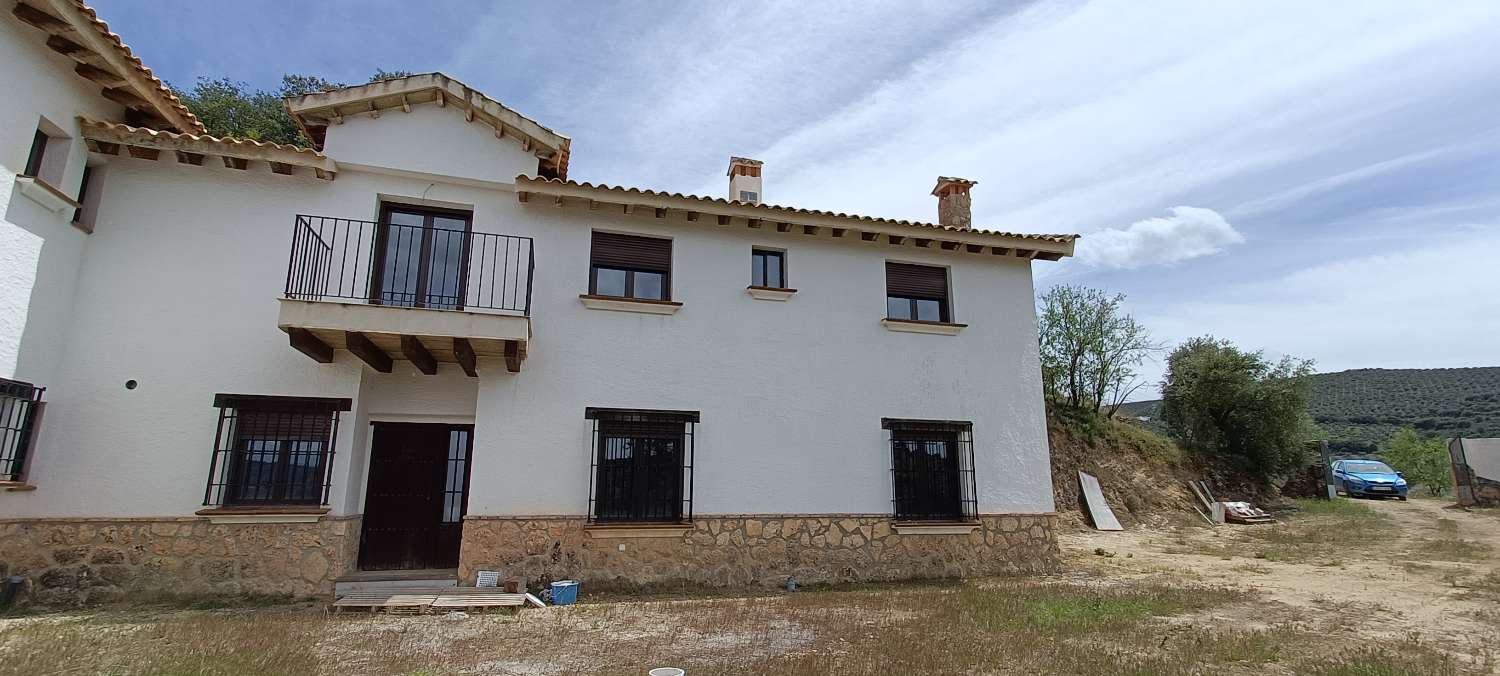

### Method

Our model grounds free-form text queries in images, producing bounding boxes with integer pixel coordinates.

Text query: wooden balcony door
[358,423,473,571]
[371,204,472,310]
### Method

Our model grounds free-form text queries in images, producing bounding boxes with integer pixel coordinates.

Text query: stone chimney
[728,157,763,204]
[932,176,977,229]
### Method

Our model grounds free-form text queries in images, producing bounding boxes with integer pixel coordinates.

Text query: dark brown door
[358,423,473,571]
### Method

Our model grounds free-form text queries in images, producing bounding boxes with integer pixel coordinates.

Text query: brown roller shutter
[886,262,948,298]
[591,232,672,271]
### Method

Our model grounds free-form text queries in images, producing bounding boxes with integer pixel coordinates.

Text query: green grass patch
[965,583,1244,637]
[1413,537,1492,562]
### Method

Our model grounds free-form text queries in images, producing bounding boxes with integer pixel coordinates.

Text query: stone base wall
[458,514,1057,589]
[0,517,361,605]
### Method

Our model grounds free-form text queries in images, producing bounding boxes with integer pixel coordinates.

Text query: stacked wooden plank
[331,586,537,613]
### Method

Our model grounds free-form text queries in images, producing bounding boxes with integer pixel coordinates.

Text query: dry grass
[0,578,1472,676]
[1168,498,1395,564]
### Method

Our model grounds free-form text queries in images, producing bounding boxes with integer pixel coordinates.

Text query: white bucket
[648,669,685,676]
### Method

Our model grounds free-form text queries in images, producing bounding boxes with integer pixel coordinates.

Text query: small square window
[751,249,785,289]
[738,190,759,203]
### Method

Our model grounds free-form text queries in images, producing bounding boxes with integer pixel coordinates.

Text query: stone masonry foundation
[458,513,1058,589]
[0,516,360,605]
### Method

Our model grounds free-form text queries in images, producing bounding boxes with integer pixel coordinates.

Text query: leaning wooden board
[1079,470,1123,531]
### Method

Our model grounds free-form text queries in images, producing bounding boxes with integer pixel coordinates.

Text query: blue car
[1332,459,1408,500]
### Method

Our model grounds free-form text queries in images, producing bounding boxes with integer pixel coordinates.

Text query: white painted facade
[1,12,1059,543]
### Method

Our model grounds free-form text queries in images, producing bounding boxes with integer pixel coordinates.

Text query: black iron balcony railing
[285,215,534,315]
[0,378,45,483]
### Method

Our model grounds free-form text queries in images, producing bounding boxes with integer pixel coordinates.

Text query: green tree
[173,70,405,146]
[1037,285,1156,416]
[1159,336,1317,482]
[1382,428,1450,496]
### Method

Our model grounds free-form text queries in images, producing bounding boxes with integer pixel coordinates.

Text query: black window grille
[203,394,351,507]
[586,408,697,523]
[0,378,46,483]
[442,427,473,523]
[883,418,977,522]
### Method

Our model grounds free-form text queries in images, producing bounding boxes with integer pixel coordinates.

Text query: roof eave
[515,176,1077,260]
[284,73,570,178]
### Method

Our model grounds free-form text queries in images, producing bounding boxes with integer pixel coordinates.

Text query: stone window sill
[579,294,683,315]
[15,175,80,213]
[583,523,693,538]
[0,481,37,492]
[881,318,967,336]
[195,506,330,524]
[892,521,981,535]
[746,286,797,301]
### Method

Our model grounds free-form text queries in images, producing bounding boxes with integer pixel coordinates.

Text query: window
[589,231,672,301]
[751,248,786,289]
[373,204,473,310]
[886,262,951,322]
[882,418,977,522]
[739,190,759,203]
[441,427,472,523]
[22,121,69,186]
[72,165,96,226]
[0,378,46,483]
[23,129,47,178]
[203,394,351,507]
[586,408,697,523]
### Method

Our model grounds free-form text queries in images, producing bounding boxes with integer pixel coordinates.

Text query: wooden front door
[358,423,473,571]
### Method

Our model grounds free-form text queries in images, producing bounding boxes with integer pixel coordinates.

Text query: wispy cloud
[1077,207,1244,269]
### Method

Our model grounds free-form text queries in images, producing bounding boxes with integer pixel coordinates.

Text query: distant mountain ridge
[1118,367,1500,454]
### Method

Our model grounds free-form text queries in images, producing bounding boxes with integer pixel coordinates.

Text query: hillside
[1118,366,1500,454]
[1046,409,1270,528]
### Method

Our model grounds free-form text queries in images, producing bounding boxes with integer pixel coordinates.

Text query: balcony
[276,215,534,375]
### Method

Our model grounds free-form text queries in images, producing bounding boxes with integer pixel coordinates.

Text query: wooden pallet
[429,590,527,610]
[331,589,444,614]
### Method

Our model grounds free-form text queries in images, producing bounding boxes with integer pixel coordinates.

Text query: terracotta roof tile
[65,0,205,133]
[516,177,1078,245]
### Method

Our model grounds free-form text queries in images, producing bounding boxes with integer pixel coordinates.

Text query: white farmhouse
[0,1,1076,602]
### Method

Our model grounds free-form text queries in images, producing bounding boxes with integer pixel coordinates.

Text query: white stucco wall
[472,204,1054,517]
[5,101,1054,520]
[0,14,123,384]
[320,103,540,184]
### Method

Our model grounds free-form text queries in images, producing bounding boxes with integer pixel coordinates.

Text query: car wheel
[1397,496,1407,501]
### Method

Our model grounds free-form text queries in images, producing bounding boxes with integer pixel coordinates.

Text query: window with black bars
[203,394,351,507]
[883,418,978,522]
[442,427,472,523]
[0,378,46,483]
[586,408,697,523]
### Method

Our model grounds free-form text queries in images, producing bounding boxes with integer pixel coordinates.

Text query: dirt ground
[1,497,1495,675]
[1062,496,1500,669]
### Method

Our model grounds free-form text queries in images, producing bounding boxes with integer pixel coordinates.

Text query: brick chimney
[932,177,977,229]
[728,157,763,204]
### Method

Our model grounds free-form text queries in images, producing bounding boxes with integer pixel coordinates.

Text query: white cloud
[1077,206,1244,269]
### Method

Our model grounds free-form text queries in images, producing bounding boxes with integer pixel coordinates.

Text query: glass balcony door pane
[380,212,425,307]
[426,216,468,309]
[377,209,470,309]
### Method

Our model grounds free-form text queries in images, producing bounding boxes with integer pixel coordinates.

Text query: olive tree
[1382,428,1451,496]
[1036,285,1156,415]
[1159,336,1317,481]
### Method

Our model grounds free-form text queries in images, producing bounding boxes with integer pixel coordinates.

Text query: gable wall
[321,103,541,183]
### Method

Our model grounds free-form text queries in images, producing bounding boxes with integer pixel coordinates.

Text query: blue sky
[97,0,1500,392]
